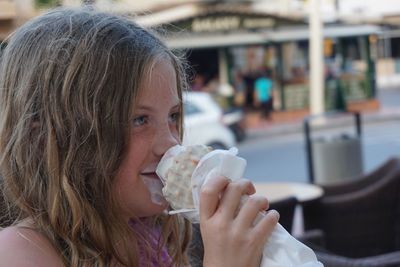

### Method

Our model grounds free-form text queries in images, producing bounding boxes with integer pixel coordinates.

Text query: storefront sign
[191,16,276,33]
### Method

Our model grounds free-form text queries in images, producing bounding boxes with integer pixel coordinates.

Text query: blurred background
[3,2,400,263]
[1,0,400,185]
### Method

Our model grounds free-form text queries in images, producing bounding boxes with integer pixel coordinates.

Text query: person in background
[254,69,274,119]
[232,69,247,107]
[191,74,205,92]
[0,8,279,267]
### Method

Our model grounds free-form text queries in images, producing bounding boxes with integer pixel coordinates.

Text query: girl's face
[114,59,180,220]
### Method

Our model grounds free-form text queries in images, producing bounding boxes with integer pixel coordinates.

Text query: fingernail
[267,209,280,221]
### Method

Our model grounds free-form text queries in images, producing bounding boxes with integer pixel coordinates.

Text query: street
[238,119,400,183]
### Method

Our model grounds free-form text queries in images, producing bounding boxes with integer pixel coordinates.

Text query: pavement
[244,87,400,139]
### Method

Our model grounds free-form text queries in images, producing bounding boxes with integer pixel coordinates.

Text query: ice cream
[156,144,324,267]
[157,145,212,211]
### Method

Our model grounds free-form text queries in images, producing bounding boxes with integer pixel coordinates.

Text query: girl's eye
[132,115,148,127]
[169,111,181,123]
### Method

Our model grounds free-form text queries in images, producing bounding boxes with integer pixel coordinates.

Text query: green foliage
[35,0,60,8]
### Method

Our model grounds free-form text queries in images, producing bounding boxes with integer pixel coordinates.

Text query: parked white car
[182,92,236,149]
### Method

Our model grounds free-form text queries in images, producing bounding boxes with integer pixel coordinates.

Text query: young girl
[0,8,279,267]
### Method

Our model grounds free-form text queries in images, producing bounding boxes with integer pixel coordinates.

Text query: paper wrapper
[156,145,324,267]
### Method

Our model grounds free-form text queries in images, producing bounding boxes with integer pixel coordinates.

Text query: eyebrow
[134,103,180,112]
[134,105,153,112]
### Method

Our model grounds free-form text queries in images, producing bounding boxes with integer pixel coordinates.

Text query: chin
[137,201,169,218]
[153,201,169,214]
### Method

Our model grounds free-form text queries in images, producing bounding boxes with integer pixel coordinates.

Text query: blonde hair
[0,7,191,267]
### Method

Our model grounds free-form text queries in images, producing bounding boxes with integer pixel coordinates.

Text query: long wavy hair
[0,8,191,267]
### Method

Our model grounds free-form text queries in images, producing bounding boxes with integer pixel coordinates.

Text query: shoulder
[0,226,64,267]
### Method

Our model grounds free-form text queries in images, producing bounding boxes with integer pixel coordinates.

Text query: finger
[252,209,280,244]
[199,176,230,220]
[235,195,269,227]
[246,180,256,195]
[218,179,255,219]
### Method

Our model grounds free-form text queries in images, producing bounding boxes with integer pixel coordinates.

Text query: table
[253,182,324,203]
[253,182,324,236]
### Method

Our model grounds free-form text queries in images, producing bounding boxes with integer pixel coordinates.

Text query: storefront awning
[165,24,382,49]
[165,31,270,49]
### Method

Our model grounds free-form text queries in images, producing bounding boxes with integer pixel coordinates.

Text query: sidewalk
[244,88,400,139]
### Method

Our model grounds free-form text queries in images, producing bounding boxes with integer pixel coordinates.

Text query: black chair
[300,157,400,266]
[316,250,400,267]
[303,157,400,232]
[268,196,298,234]
[188,223,203,267]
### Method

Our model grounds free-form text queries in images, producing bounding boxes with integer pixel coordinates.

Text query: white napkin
[157,145,324,267]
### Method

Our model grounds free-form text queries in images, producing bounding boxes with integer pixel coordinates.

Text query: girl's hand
[200,176,279,267]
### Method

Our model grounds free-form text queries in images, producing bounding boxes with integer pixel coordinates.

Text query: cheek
[121,134,151,172]
[117,152,141,179]
[113,139,147,196]
[113,155,146,213]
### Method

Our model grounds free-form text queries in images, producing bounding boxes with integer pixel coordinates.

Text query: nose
[153,123,179,157]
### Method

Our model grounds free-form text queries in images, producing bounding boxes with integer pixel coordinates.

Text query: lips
[141,171,167,206]
[140,172,159,180]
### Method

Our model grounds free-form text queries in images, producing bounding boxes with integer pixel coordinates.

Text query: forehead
[136,58,179,105]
